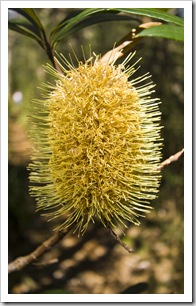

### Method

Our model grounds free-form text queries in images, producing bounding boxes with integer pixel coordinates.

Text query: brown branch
[8,149,184,273]
[158,148,184,170]
[109,227,134,253]
[8,230,68,274]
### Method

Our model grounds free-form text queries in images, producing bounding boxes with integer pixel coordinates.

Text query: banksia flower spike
[28,47,162,235]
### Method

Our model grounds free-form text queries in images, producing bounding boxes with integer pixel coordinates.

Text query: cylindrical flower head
[28,49,162,234]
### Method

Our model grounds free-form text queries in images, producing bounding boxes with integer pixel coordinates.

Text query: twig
[8,149,184,272]
[8,230,68,274]
[158,148,184,170]
[109,227,134,253]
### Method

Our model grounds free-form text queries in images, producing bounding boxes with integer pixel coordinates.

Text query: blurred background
[8,8,184,294]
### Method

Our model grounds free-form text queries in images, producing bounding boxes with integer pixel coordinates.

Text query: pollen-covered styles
[28,48,162,234]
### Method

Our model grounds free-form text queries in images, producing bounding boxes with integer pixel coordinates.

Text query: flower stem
[108,227,134,253]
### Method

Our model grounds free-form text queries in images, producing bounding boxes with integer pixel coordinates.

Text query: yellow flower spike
[28,47,163,235]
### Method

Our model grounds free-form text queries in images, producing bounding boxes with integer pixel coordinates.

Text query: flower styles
[28,48,162,234]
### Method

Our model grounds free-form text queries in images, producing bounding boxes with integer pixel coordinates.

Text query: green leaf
[22,8,45,31]
[9,8,45,32]
[8,9,48,49]
[50,8,183,45]
[114,8,184,27]
[50,8,127,43]
[9,9,54,63]
[8,22,43,43]
[51,11,138,45]
[136,24,184,41]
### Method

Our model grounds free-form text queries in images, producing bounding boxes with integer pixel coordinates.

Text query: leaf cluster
[9,8,184,66]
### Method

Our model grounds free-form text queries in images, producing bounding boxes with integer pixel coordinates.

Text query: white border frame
[1,1,192,303]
